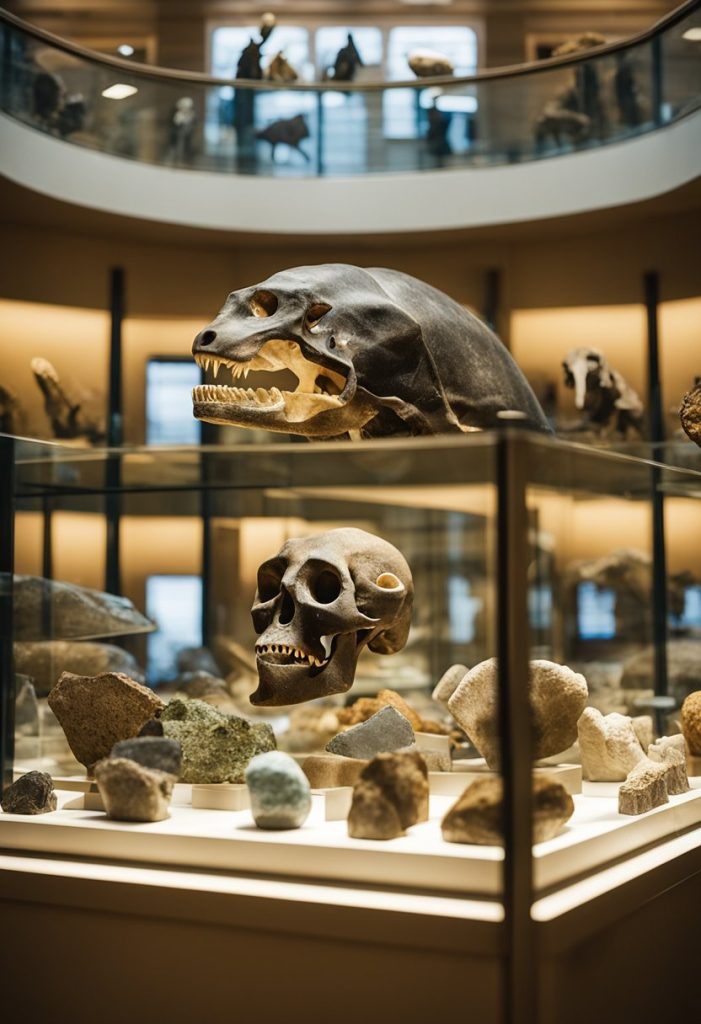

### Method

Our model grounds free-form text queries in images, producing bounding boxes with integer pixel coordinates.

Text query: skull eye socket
[257,559,284,601]
[310,568,342,604]
[305,302,332,329]
[376,572,403,591]
[250,290,278,318]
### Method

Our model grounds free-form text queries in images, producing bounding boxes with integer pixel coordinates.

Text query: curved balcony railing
[1,3,699,178]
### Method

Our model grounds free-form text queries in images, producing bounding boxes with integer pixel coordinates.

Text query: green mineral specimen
[161,698,275,784]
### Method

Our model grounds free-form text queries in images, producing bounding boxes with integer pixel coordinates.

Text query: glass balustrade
[0,2,699,177]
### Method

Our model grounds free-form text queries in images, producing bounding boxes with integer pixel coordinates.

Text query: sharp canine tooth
[212,362,220,378]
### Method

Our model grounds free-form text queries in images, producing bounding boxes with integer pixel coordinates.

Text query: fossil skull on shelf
[249,527,413,706]
[191,264,551,439]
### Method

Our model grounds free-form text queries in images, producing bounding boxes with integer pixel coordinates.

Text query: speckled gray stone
[245,751,312,829]
[326,706,415,760]
[447,658,588,768]
[1,771,56,815]
[110,736,182,777]
[577,708,646,781]
[161,698,275,784]
[95,757,175,822]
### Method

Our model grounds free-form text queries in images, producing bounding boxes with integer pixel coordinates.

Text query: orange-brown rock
[347,751,428,840]
[301,754,367,788]
[681,691,701,756]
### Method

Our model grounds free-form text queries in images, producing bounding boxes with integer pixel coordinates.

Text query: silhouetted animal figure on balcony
[256,114,310,162]
[324,33,364,82]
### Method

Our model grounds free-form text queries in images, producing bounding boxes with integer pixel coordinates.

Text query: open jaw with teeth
[192,340,350,430]
[255,642,328,669]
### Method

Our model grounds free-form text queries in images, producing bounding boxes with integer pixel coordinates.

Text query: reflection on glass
[577,581,617,640]
[146,574,203,683]
[146,359,202,445]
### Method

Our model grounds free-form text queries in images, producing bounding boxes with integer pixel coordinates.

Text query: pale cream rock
[577,708,646,782]
[618,761,668,815]
[632,715,654,752]
[656,746,689,795]
[432,665,468,707]
[447,658,588,768]
[648,733,687,762]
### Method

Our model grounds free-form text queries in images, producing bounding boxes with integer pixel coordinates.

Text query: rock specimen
[347,751,428,840]
[139,719,164,737]
[94,758,175,822]
[326,706,415,760]
[648,734,687,762]
[681,691,701,756]
[301,754,367,789]
[632,715,654,752]
[621,640,701,706]
[48,671,164,773]
[432,664,468,707]
[577,708,646,781]
[441,775,574,845]
[177,646,221,677]
[447,658,588,768]
[655,747,689,795]
[337,688,424,732]
[13,574,154,642]
[245,751,312,829]
[160,698,275,784]
[680,380,701,447]
[14,640,144,696]
[618,761,669,815]
[111,736,182,777]
[1,770,56,815]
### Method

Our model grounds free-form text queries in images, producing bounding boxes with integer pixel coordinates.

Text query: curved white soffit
[1,110,700,234]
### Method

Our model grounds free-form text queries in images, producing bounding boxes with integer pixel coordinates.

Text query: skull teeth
[192,384,284,405]
[255,643,326,667]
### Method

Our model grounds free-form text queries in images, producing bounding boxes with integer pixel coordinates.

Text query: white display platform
[1,781,700,897]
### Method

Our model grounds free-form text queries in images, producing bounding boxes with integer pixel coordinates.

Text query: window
[671,584,701,630]
[577,582,617,640]
[146,358,202,445]
[146,575,203,683]
[448,575,482,644]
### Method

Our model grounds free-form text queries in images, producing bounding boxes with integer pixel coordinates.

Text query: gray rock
[618,761,669,815]
[441,775,574,845]
[94,758,175,822]
[326,706,415,760]
[1,771,57,815]
[348,751,428,840]
[432,664,468,707]
[110,736,182,777]
[245,751,312,829]
[161,698,275,784]
[176,646,222,677]
[577,708,646,781]
[447,658,588,768]
[48,671,165,773]
[176,671,228,699]
[13,574,154,642]
[14,640,144,696]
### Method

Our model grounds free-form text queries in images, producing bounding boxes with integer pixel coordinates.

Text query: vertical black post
[316,91,324,176]
[650,36,663,128]
[645,271,668,703]
[105,267,124,595]
[0,435,16,789]
[484,267,501,335]
[496,433,535,1024]
[40,494,53,638]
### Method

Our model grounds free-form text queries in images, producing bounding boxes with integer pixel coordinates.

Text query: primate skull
[250,527,413,706]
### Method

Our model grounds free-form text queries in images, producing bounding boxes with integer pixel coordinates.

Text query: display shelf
[1,781,699,898]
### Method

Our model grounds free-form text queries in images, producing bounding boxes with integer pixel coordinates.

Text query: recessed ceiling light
[101,83,138,99]
[682,27,701,41]
[117,44,135,57]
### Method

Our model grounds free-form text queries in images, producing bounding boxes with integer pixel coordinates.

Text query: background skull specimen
[250,527,413,706]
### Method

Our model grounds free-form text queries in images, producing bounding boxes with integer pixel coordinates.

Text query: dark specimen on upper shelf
[250,528,413,706]
[680,379,701,448]
[30,357,106,443]
[323,33,363,82]
[14,574,155,642]
[0,384,26,434]
[1,771,57,815]
[561,347,644,438]
[256,114,310,162]
[192,265,550,438]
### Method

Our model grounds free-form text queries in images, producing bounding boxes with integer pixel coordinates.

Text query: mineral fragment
[337,689,424,732]
[326,706,415,760]
[577,707,646,781]
[110,736,182,777]
[680,381,701,447]
[648,734,687,762]
[245,751,312,829]
[160,698,275,784]
[656,746,689,795]
[15,640,144,696]
[48,671,164,773]
[681,691,701,756]
[441,775,574,845]
[13,575,153,642]
[94,758,175,822]
[447,658,588,768]
[301,754,367,788]
[618,761,669,815]
[1,770,56,815]
[347,751,428,840]
[432,664,468,707]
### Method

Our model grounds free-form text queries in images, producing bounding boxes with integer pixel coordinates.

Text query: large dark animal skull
[562,346,643,437]
[250,528,413,706]
[192,264,550,439]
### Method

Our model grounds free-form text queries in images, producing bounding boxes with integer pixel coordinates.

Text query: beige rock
[577,707,646,781]
[301,754,367,788]
[681,691,701,756]
[348,751,429,841]
[632,715,654,752]
[432,664,468,707]
[95,757,174,822]
[648,734,687,761]
[656,746,689,795]
[48,671,164,773]
[447,658,588,768]
[618,761,668,815]
[441,774,574,845]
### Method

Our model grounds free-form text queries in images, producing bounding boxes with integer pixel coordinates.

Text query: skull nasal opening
[278,589,295,624]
